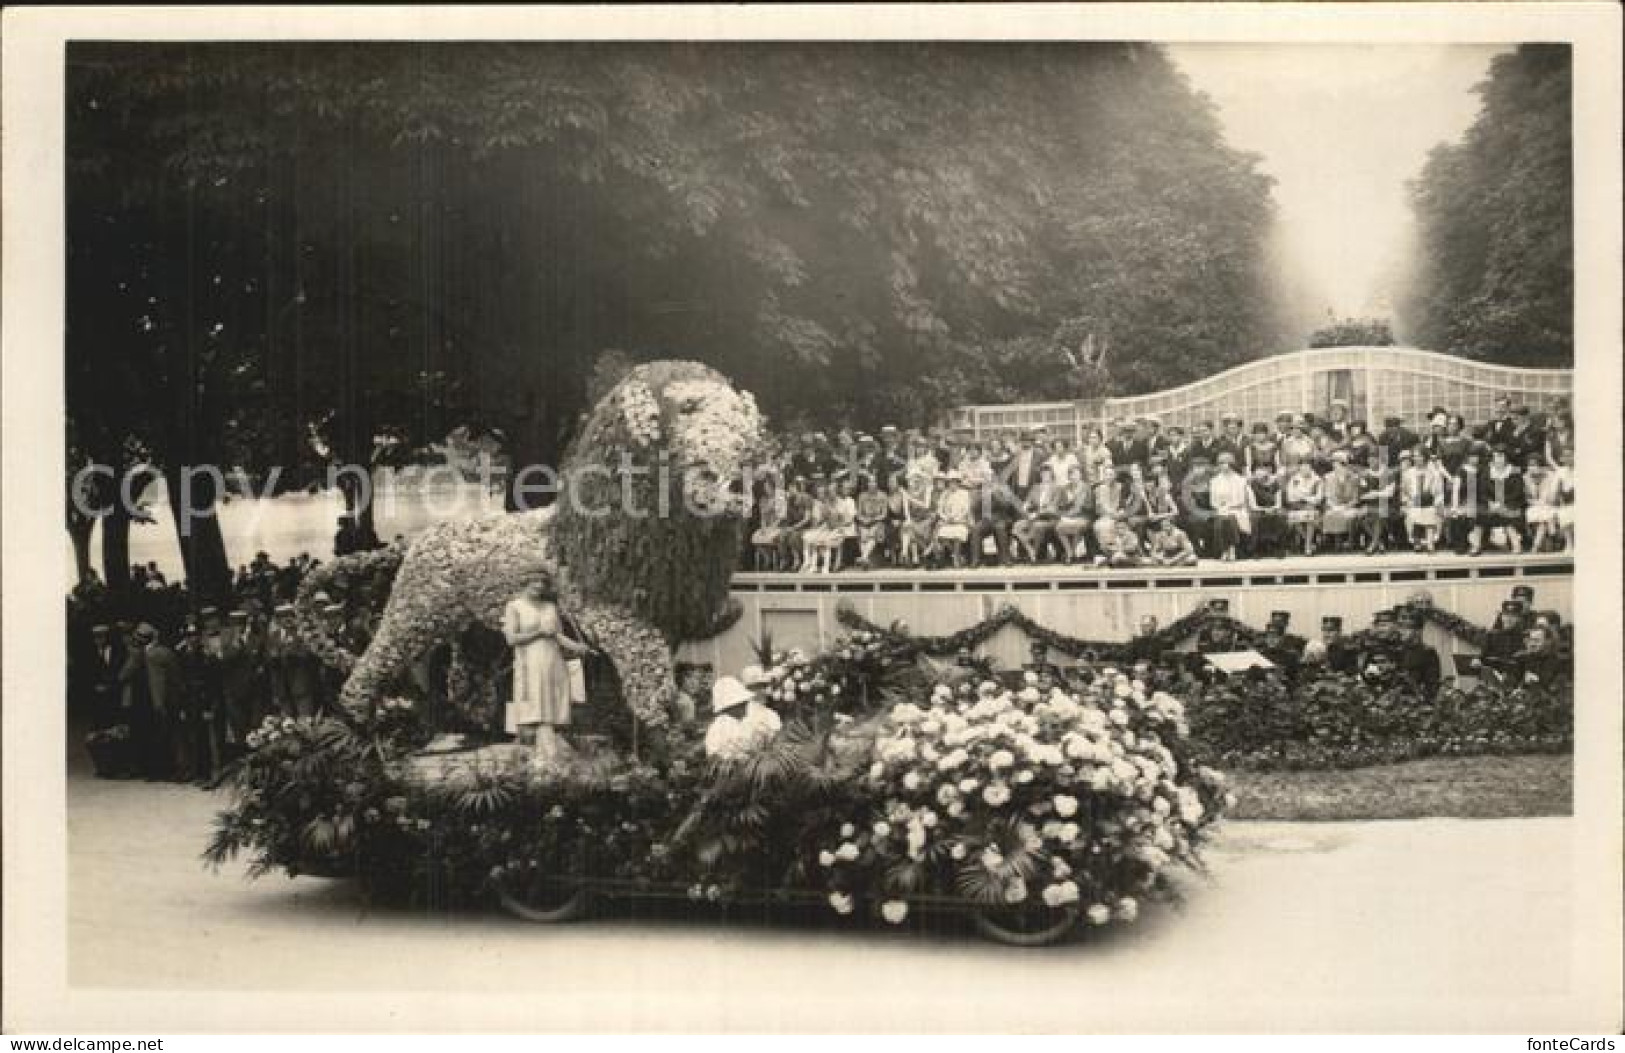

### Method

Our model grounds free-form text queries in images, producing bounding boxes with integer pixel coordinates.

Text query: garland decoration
[834,595,1500,662]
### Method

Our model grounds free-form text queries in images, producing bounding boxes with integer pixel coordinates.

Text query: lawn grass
[1226,752,1572,821]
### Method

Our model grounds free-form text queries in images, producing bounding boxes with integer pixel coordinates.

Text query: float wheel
[973,903,1079,947]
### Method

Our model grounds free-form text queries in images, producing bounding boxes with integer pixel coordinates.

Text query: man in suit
[85,624,126,730]
[1107,419,1147,472]
[1005,430,1048,502]
[1482,395,1514,447]
[1189,420,1222,469]
[218,609,265,764]
[175,622,222,783]
[140,624,183,781]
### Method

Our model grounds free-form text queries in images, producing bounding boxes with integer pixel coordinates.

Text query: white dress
[503,597,572,733]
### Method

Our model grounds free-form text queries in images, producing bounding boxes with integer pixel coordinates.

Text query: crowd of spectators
[745,394,1575,572]
[68,545,389,785]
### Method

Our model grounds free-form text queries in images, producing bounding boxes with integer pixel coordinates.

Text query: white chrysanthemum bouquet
[815,669,1230,932]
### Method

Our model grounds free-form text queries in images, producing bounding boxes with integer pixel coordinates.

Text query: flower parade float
[207,634,1231,946]
[204,360,1231,945]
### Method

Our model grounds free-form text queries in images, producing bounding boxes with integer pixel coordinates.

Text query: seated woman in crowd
[1284,458,1324,556]
[827,479,860,572]
[1356,458,1399,555]
[1482,447,1526,555]
[799,479,837,574]
[897,473,938,568]
[1090,467,1127,565]
[855,475,892,569]
[750,472,788,571]
[778,476,813,572]
[1400,450,1446,554]
[1246,462,1285,558]
[1551,446,1575,552]
[1318,452,1366,552]
[1445,450,1484,555]
[1054,463,1095,563]
[1522,454,1560,554]
[933,470,975,568]
[1207,452,1250,562]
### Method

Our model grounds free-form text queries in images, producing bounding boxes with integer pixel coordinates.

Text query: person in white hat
[703,672,782,760]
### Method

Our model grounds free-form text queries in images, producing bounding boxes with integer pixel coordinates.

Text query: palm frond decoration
[455,782,515,815]
[953,862,1006,905]
[749,631,777,669]
[302,816,337,853]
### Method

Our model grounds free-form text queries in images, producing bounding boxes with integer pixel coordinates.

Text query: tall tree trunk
[164,463,232,606]
[102,504,134,596]
[68,514,96,583]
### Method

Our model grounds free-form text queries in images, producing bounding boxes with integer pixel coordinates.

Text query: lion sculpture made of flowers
[297,360,766,730]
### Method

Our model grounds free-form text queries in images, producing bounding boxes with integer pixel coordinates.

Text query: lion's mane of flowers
[815,669,1231,928]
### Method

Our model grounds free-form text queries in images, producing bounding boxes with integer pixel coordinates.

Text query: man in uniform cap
[1395,609,1441,697]
[1482,599,1529,664]
[1510,584,1535,606]
[1320,615,1358,675]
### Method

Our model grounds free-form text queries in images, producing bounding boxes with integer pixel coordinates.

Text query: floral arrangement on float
[812,668,1229,940]
[206,623,1229,945]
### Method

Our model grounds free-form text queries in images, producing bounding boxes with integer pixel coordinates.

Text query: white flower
[988,749,1015,770]
[902,771,922,791]
[1152,796,1172,817]
[872,821,892,838]
[881,900,909,925]
[1052,857,1072,879]
[1053,794,1079,818]
[958,777,979,794]
[1113,677,1133,699]
[891,702,926,725]
[919,809,938,828]
[982,782,1012,807]
[1115,897,1139,923]
[1015,769,1035,784]
[947,801,964,818]
[1109,708,1130,726]
[828,892,854,915]
[936,784,958,806]
[835,842,860,862]
[950,841,968,860]
[1086,904,1112,926]
[981,847,1004,872]
[840,823,855,838]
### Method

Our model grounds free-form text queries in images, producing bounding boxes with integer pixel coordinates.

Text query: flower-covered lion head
[557,360,768,641]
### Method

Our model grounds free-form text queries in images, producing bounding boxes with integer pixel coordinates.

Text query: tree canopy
[67,41,1289,592]
[1398,44,1572,366]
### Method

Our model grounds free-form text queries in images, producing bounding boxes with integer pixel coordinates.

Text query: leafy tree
[67,42,1287,588]
[1399,44,1572,365]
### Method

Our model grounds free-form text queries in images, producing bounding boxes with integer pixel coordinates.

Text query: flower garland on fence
[833,593,1502,663]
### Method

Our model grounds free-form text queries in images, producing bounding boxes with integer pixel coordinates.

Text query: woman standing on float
[503,579,591,762]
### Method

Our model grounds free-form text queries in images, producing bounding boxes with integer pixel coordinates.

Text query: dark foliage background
[1398,44,1573,366]
[67,42,1291,594]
